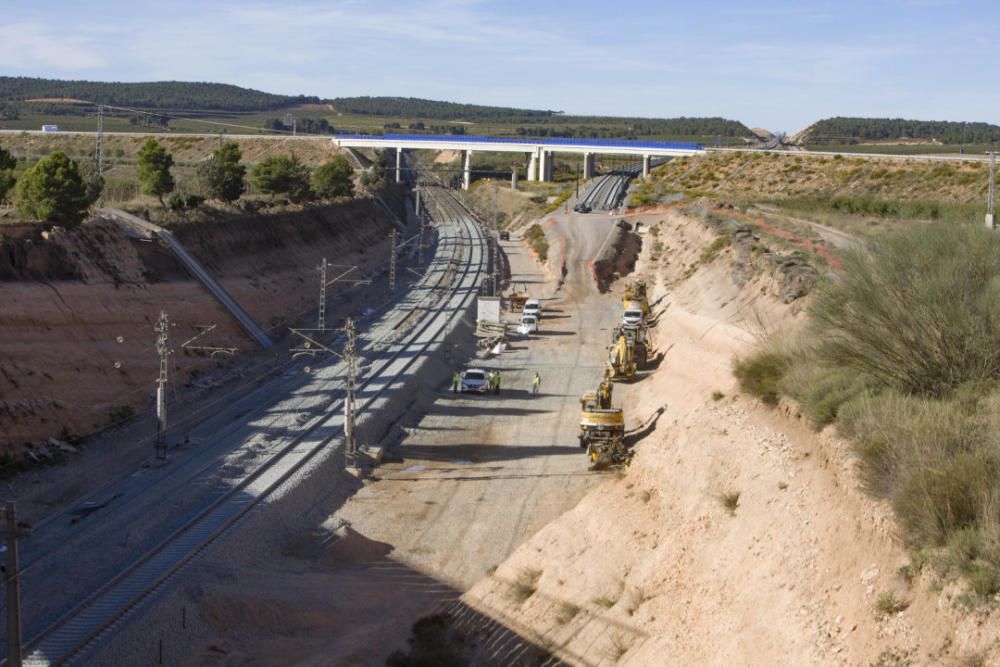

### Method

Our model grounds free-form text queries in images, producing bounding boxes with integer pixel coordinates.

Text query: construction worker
[532,372,541,395]
[488,371,497,393]
[494,371,502,395]
[452,370,461,393]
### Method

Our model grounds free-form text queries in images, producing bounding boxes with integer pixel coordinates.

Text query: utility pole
[492,185,500,296]
[3,501,25,667]
[417,211,426,267]
[96,104,105,177]
[388,229,398,290]
[154,311,170,460]
[988,151,997,229]
[343,318,358,467]
[318,257,329,332]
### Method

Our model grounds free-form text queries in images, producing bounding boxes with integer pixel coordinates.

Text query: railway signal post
[154,311,170,460]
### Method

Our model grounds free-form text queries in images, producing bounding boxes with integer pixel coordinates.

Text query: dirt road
[83,206,637,666]
[302,209,633,664]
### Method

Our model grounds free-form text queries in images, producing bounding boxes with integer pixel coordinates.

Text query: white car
[522,299,541,318]
[623,308,644,326]
[518,314,538,335]
[460,368,490,393]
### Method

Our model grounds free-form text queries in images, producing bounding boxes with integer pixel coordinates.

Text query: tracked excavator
[579,369,628,467]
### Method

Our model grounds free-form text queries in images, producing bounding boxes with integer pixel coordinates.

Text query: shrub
[967,564,1000,597]
[510,569,541,603]
[555,602,580,624]
[168,193,185,211]
[837,391,982,498]
[733,350,791,405]
[14,151,91,226]
[874,590,908,617]
[312,155,354,199]
[719,490,741,515]
[252,154,313,203]
[785,364,872,428]
[524,223,549,262]
[810,223,1000,398]
[894,453,996,547]
[698,234,730,264]
[185,194,205,209]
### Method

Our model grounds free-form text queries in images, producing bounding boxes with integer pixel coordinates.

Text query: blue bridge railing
[333,133,703,151]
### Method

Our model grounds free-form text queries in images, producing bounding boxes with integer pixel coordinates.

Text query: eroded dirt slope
[460,207,1000,666]
[0,199,393,455]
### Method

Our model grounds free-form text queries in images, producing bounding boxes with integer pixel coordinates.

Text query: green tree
[14,151,91,226]
[136,138,174,206]
[0,144,16,202]
[251,154,312,202]
[311,155,355,199]
[198,141,246,203]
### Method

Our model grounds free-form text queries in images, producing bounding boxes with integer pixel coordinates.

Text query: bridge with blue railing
[331,133,704,188]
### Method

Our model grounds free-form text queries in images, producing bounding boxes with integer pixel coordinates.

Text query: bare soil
[0,199,394,458]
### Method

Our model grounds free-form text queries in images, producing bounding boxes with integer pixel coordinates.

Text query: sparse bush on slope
[734,222,1000,591]
[811,223,1000,398]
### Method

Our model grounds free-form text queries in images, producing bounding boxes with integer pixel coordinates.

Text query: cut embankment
[454,207,1000,665]
[0,199,395,457]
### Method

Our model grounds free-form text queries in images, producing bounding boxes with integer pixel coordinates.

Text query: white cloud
[0,22,106,71]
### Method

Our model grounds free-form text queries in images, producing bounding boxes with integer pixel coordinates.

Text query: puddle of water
[450,460,474,465]
[403,465,426,473]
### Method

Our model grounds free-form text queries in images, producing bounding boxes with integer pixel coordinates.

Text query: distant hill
[0,76,318,111]
[331,96,556,120]
[800,116,1000,145]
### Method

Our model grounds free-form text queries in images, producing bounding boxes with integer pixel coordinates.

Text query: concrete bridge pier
[545,152,555,181]
[538,150,548,182]
[527,151,538,181]
[395,147,403,183]
[511,167,518,190]
[642,154,651,179]
[583,152,595,179]
[462,150,473,190]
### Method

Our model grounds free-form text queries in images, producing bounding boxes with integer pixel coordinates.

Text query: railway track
[10,184,486,667]
[578,158,668,211]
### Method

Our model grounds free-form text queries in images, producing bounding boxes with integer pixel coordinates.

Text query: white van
[522,299,541,318]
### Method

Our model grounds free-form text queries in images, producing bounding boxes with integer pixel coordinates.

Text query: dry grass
[510,568,542,604]
[555,601,580,625]
[874,590,909,617]
[718,490,741,515]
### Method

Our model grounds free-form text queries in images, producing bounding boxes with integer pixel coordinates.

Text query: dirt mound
[592,225,641,292]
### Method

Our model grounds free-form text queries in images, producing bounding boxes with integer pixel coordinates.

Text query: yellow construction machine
[623,280,650,317]
[578,370,627,467]
[607,333,637,380]
[612,324,649,370]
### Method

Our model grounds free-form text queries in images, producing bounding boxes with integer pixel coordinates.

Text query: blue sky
[2,0,997,132]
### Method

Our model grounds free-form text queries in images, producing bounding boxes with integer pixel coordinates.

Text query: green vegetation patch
[734,222,1000,598]
[524,223,549,262]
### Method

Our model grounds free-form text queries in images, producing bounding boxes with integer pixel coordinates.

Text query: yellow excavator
[607,334,637,380]
[612,324,649,370]
[623,280,650,317]
[579,369,627,467]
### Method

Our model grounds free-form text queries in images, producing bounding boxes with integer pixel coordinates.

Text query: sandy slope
[461,206,1000,666]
